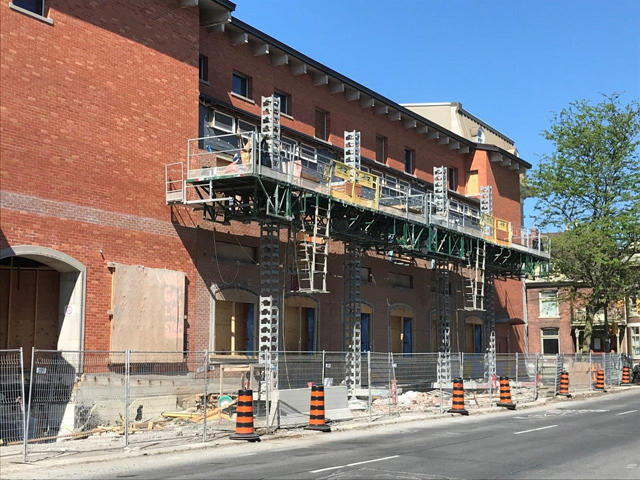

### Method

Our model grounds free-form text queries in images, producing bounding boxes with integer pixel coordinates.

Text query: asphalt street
[7,389,640,479]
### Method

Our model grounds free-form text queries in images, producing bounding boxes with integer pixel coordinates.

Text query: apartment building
[0,0,548,364]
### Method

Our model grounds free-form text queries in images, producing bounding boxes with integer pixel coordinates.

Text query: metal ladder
[435,259,452,385]
[294,195,331,293]
[259,223,280,379]
[261,95,281,171]
[344,242,362,394]
[463,239,487,311]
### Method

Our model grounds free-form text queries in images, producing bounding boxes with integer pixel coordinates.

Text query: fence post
[124,349,131,448]
[202,351,209,442]
[589,352,593,391]
[19,348,27,463]
[388,352,392,417]
[534,354,539,400]
[265,350,271,433]
[367,351,372,422]
[322,350,326,386]
[515,352,519,403]
[24,347,35,463]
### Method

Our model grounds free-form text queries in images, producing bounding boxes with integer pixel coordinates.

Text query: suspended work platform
[166,130,549,279]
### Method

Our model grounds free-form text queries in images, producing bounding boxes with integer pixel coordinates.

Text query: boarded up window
[110,264,185,361]
[215,241,256,263]
[388,272,412,289]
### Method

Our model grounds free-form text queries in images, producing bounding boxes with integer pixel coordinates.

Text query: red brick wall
[0,0,201,350]
[526,286,574,354]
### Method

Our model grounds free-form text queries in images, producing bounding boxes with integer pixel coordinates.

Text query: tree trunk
[582,315,594,354]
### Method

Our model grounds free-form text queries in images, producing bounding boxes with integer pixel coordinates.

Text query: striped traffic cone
[497,376,516,410]
[594,369,606,391]
[621,366,631,386]
[305,385,331,432]
[558,371,572,397]
[448,378,469,415]
[230,389,260,442]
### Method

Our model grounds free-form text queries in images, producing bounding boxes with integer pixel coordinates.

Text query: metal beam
[387,110,401,121]
[329,81,344,94]
[290,61,307,76]
[250,41,269,56]
[345,89,360,101]
[374,103,388,115]
[360,95,374,108]
[271,50,288,66]
[438,136,450,145]
[313,73,329,86]
[230,31,248,46]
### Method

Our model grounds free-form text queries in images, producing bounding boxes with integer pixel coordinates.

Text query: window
[376,135,387,163]
[300,144,317,169]
[467,170,479,195]
[541,327,560,354]
[315,109,328,141]
[237,120,257,134]
[361,267,373,283]
[274,90,291,116]
[476,127,485,144]
[404,148,414,174]
[360,166,370,173]
[448,167,458,191]
[398,180,410,193]
[281,137,297,163]
[199,54,208,82]
[12,0,44,16]
[388,272,412,289]
[629,296,640,317]
[232,72,250,98]
[383,175,398,197]
[539,290,560,318]
[212,111,235,133]
[631,327,640,356]
[214,242,256,264]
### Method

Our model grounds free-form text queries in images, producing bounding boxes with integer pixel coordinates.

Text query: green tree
[530,93,640,353]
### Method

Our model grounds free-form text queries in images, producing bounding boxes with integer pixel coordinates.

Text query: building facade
[1,0,545,361]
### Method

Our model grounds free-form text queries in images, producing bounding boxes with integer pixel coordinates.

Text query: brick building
[0,0,547,362]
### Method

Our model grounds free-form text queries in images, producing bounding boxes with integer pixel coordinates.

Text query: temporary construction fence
[0,348,634,462]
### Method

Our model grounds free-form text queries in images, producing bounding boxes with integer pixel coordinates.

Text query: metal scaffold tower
[261,95,282,170]
[433,166,449,218]
[344,241,362,394]
[343,131,361,169]
[259,222,280,375]
[294,195,331,293]
[483,270,496,383]
[463,238,486,311]
[436,259,452,385]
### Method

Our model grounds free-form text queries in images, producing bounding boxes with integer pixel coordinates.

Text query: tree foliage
[530,93,640,352]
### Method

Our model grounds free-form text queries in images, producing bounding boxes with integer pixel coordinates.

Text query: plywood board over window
[110,264,185,362]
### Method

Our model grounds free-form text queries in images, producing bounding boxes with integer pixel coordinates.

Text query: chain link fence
[0,349,631,462]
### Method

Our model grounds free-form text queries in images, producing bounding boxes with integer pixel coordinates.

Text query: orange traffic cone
[621,367,631,386]
[230,389,260,442]
[448,378,469,415]
[305,385,331,432]
[497,376,516,410]
[558,371,572,397]
[594,369,606,391]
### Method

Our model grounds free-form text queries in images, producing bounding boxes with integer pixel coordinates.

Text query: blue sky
[232,0,640,226]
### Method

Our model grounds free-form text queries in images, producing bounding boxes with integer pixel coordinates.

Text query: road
[8,389,640,479]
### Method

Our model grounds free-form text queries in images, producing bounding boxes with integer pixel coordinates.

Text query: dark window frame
[376,135,387,164]
[232,71,251,99]
[274,89,291,116]
[314,108,328,141]
[199,54,209,82]
[448,167,458,191]
[403,147,414,174]
[12,0,45,16]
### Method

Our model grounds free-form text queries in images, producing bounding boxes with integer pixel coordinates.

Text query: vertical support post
[515,352,519,403]
[259,222,280,387]
[484,270,496,389]
[20,348,27,463]
[265,350,271,433]
[435,259,451,386]
[202,351,209,442]
[388,352,392,417]
[589,352,593,391]
[124,349,130,448]
[322,350,326,386]
[344,242,362,395]
[24,347,35,463]
[433,166,449,220]
[344,131,361,169]
[367,351,372,422]
[261,95,281,171]
[534,354,539,400]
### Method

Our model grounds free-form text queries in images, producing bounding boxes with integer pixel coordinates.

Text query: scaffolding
[344,242,363,393]
[259,223,280,369]
[293,195,331,293]
[436,259,452,385]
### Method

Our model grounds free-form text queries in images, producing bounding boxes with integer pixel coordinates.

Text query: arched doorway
[388,304,415,353]
[210,287,258,354]
[0,246,86,368]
